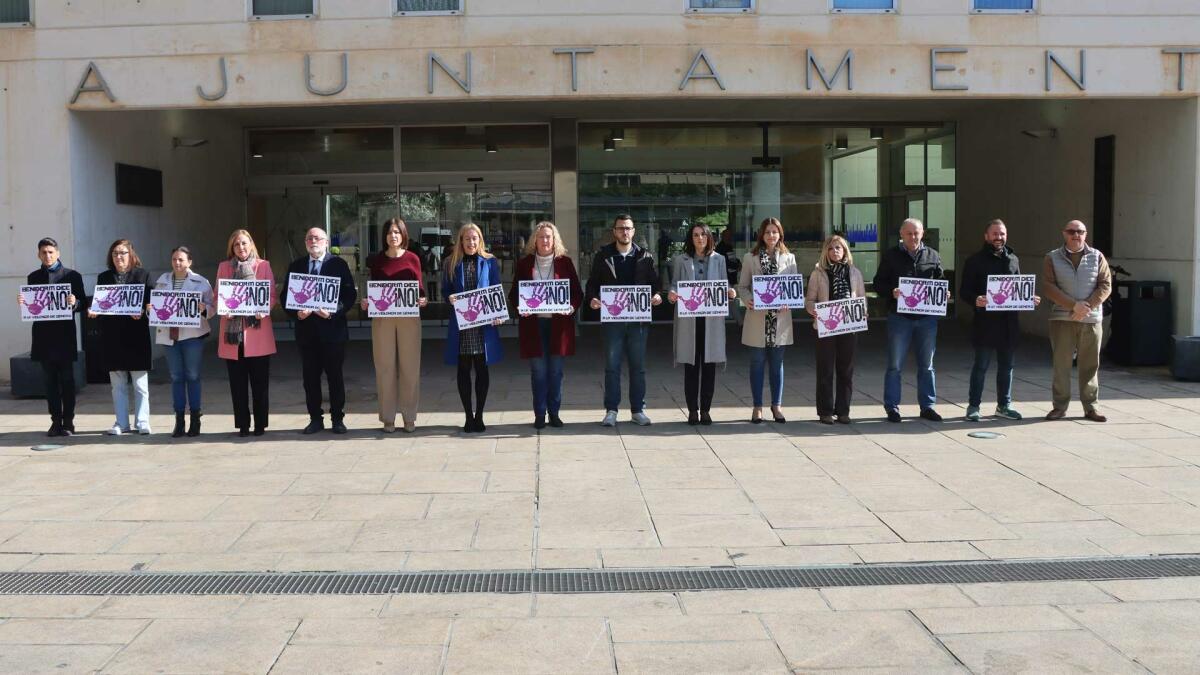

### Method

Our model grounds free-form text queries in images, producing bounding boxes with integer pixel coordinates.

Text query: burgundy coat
[508,255,583,359]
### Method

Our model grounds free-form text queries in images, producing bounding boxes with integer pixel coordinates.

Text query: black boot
[462,413,474,433]
[473,413,486,433]
[187,410,201,437]
[171,413,186,438]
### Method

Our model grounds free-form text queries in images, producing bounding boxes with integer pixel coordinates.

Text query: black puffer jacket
[872,244,944,315]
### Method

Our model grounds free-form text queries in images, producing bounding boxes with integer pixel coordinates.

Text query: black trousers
[300,340,346,421]
[815,332,856,417]
[227,347,270,431]
[683,322,716,413]
[41,361,76,426]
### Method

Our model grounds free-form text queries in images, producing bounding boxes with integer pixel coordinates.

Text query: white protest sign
[216,279,272,317]
[896,277,949,317]
[751,274,806,310]
[286,272,340,313]
[366,281,421,318]
[676,280,730,318]
[598,285,652,323]
[517,279,573,314]
[452,284,508,330]
[19,284,74,322]
[815,297,869,338]
[91,284,145,316]
[148,290,204,328]
[986,274,1037,312]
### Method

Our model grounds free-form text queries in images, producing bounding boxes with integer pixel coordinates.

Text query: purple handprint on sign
[601,290,628,317]
[681,286,704,312]
[456,295,484,323]
[899,283,927,309]
[521,284,550,310]
[26,288,49,315]
[370,286,395,312]
[221,284,248,310]
[291,279,317,305]
[989,278,1014,305]
[754,279,781,305]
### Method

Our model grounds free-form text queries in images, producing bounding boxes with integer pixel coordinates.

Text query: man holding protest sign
[283,227,357,435]
[19,237,85,437]
[960,220,1040,422]
[873,218,946,423]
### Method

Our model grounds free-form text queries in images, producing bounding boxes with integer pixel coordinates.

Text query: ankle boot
[171,413,186,438]
[187,410,202,437]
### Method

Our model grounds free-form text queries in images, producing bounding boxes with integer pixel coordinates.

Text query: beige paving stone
[820,584,976,611]
[97,472,300,497]
[474,517,536,550]
[877,509,1017,542]
[680,589,829,614]
[763,611,958,670]
[614,641,789,674]
[728,544,860,566]
[0,618,149,644]
[204,495,327,521]
[914,605,1080,634]
[601,546,730,568]
[143,552,282,572]
[0,553,36,570]
[534,593,681,617]
[0,521,140,554]
[0,496,128,521]
[1040,478,1175,505]
[275,552,409,572]
[1092,534,1200,555]
[444,618,612,674]
[625,448,723,468]
[313,494,429,521]
[537,527,660,549]
[101,618,297,674]
[425,493,533,519]
[852,542,987,563]
[269,644,444,674]
[958,581,1117,606]
[941,630,1144,674]
[0,595,109,619]
[633,467,738,490]
[776,525,901,546]
[609,614,769,642]
[846,484,973,512]
[1094,577,1200,601]
[735,477,850,502]
[352,518,477,552]
[261,452,364,474]
[755,498,881,529]
[486,470,537,493]
[406,549,531,570]
[443,452,538,472]
[93,596,246,619]
[289,617,450,645]
[97,495,228,522]
[1063,600,1200,674]
[283,472,393,496]
[971,537,1109,559]
[653,514,781,548]
[535,548,601,569]
[721,456,824,478]
[1004,519,1135,540]
[1092,502,1200,535]
[384,471,488,494]
[351,453,450,473]
[641,488,755,515]
[0,645,121,675]
[381,594,532,618]
[233,595,387,619]
[231,521,363,553]
[111,521,251,554]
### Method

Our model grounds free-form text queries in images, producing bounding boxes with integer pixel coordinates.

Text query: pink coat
[216,259,278,360]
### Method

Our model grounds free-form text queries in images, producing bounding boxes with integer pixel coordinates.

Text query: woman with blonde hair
[736,217,797,424]
[89,239,154,435]
[443,223,504,433]
[806,234,867,424]
[509,221,582,429]
[216,229,277,437]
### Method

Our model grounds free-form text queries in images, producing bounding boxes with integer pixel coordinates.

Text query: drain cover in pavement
[967,431,1004,439]
[30,444,63,452]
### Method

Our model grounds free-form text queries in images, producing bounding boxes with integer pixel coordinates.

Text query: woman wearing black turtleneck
[805,234,867,425]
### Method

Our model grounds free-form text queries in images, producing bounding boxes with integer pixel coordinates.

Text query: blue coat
[442,256,504,365]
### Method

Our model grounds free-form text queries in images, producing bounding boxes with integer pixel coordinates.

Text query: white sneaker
[137,423,151,435]
[601,410,618,427]
[631,412,652,426]
[107,424,124,436]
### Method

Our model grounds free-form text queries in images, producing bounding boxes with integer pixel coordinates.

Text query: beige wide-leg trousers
[371,316,422,427]
[1048,319,1102,413]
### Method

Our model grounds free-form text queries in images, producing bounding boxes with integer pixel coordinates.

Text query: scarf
[225,256,260,345]
[827,262,852,301]
[760,249,778,347]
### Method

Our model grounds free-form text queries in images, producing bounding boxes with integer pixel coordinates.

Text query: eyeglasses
[614,226,634,232]
[1064,229,1087,235]
[112,250,130,256]
[305,235,326,242]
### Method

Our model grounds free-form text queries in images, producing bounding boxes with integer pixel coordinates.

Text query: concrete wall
[957,98,1199,338]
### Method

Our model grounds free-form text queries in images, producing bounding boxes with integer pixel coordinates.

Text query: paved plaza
[2,325,1200,673]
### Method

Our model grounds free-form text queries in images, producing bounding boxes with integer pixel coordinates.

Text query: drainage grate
[2,556,1199,596]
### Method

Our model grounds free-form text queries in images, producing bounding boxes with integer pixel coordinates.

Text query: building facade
[3,0,1199,377]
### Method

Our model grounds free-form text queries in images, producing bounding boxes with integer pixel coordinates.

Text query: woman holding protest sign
[443,223,504,433]
[153,246,216,437]
[361,218,427,433]
[509,221,582,430]
[88,239,155,435]
[806,235,867,425]
[669,223,736,426]
[216,229,277,437]
[736,218,797,424]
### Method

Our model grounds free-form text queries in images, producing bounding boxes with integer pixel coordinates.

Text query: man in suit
[282,227,357,434]
[19,237,86,437]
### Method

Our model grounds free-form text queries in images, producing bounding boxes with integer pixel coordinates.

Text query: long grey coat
[670,252,729,365]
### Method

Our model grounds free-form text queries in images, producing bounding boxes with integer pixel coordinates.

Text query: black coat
[95,267,154,372]
[584,242,661,302]
[27,264,86,364]
[281,254,358,344]
[960,243,1023,350]
[872,244,945,315]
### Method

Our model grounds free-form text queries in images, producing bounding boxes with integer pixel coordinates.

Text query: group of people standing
[21,212,1112,438]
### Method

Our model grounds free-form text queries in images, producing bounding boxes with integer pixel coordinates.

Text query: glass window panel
[928,136,955,186]
[397,0,461,13]
[833,0,894,10]
[248,128,394,175]
[0,0,30,23]
[973,0,1033,10]
[252,0,314,16]
[926,191,956,269]
[688,0,753,10]
[904,143,926,187]
[400,125,549,173]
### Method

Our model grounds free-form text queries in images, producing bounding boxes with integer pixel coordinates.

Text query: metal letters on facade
[806,49,853,91]
[552,47,595,92]
[1046,50,1086,91]
[679,49,726,91]
[305,53,349,96]
[197,57,228,101]
[930,48,968,91]
[69,62,116,103]
[428,52,471,94]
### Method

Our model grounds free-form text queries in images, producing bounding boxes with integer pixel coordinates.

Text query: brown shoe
[1084,409,1108,423]
[1045,409,1067,420]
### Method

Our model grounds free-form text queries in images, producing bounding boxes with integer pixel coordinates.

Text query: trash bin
[1172,336,1200,381]
[1106,280,1171,366]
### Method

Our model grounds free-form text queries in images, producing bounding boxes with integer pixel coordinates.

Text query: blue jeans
[969,347,1014,408]
[109,370,149,431]
[604,323,648,413]
[530,318,564,417]
[748,346,785,407]
[883,313,938,411]
[166,337,204,413]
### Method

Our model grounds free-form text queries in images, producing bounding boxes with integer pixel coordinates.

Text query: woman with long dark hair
[736,218,797,424]
[88,239,154,435]
[153,246,215,437]
[443,223,504,433]
[216,229,277,437]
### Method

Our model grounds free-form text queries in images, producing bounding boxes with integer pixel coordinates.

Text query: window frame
[247,0,317,21]
[395,0,463,16]
[685,0,755,15]
[830,0,896,14]
[971,0,1035,14]
[0,0,33,27]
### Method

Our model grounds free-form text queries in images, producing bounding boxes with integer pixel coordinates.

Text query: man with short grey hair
[1041,220,1112,422]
